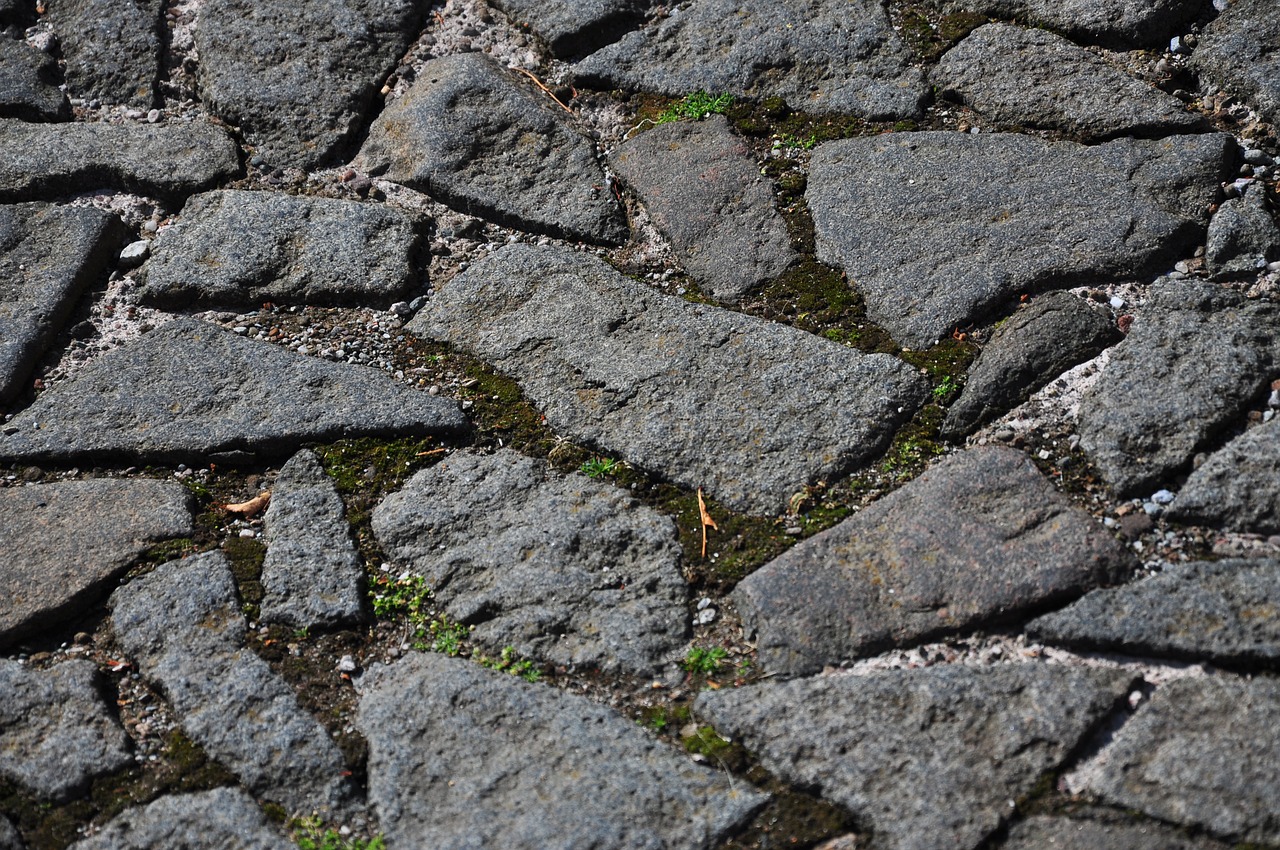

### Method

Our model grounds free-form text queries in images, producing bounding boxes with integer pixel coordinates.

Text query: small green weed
[778,132,817,150]
[932,375,960,400]
[478,645,541,682]
[370,573,435,648]
[682,645,728,674]
[657,91,733,123]
[580,456,620,478]
[428,616,469,656]
[290,815,385,850]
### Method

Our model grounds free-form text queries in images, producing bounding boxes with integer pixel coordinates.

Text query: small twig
[415,448,448,457]
[514,67,573,114]
[698,488,719,559]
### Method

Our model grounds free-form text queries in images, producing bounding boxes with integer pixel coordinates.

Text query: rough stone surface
[0,479,192,648]
[0,318,467,464]
[0,815,21,850]
[0,0,32,29]
[1193,0,1280,126]
[0,37,69,120]
[43,0,161,107]
[1169,417,1280,534]
[407,244,928,514]
[1029,559,1280,666]
[808,132,1232,347]
[491,0,646,57]
[67,789,293,850]
[0,659,133,801]
[0,119,242,202]
[1085,676,1280,844]
[1,202,126,405]
[261,450,366,629]
[733,446,1132,676]
[356,53,625,245]
[933,24,1201,140]
[109,551,350,813]
[137,190,426,308]
[372,449,688,676]
[929,0,1204,48]
[1003,813,1231,850]
[696,664,1134,850]
[357,652,767,849]
[1077,280,1280,496]
[609,116,797,302]
[574,0,926,119]
[942,292,1121,438]
[196,0,421,170]
[1205,182,1280,280]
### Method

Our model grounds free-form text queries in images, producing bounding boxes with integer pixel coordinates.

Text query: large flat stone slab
[0,119,242,202]
[696,664,1134,850]
[1,202,126,405]
[0,318,467,464]
[733,446,1132,676]
[609,115,796,302]
[355,53,625,245]
[357,652,767,849]
[1004,813,1231,850]
[573,0,926,119]
[1204,182,1280,280]
[44,0,162,107]
[372,449,688,676]
[808,132,1232,348]
[0,659,133,801]
[1168,417,1280,534]
[137,190,426,308]
[68,789,292,850]
[928,0,1204,48]
[1085,676,1280,844]
[110,551,350,813]
[1193,0,1280,126]
[491,0,646,57]
[0,479,192,648]
[407,244,928,514]
[196,0,421,170]
[0,37,69,120]
[1077,280,1280,496]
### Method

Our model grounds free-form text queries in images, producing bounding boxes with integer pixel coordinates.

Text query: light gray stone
[44,0,162,107]
[808,132,1232,348]
[357,652,767,849]
[0,814,21,850]
[928,0,1204,48]
[67,788,293,850]
[1193,0,1280,126]
[1003,813,1231,850]
[0,37,69,120]
[1205,182,1280,280]
[1169,416,1280,534]
[407,244,928,514]
[491,0,646,57]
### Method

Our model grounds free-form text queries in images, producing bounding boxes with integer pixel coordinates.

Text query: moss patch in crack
[875,403,948,483]
[893,4,988,63]
[220,536,265,620]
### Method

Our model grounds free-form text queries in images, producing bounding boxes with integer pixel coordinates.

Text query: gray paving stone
[110,551,350,814]
[933,24,1201,140]
[407,244,927,514]
[491,0,647,57]
[573,0,926,119]
[1,202,126,405]
[0,814,21,850]
[734,446,1132,676]
[1003,813,1230,850]
[928,0,1204,48]
[196,0,421,170]
[1193,0,1280,126]
[1168,417,1280,534]
[0,659,133,801]
[0,119,242,202]
[808,132,1232,348]
[942,292,1121,439]
[261,450,366,629]
[67,788,292,850]
[1204,182,1280,280]
[1077,280,1280,496]
[356,53,625,245]
[0,479,192,648]
[1029,559,1280,666]
[1085,676,1280,845]
[0,0,32,29]
[0,37,69,120]
[137,190,426,308]
[372,449,688,676]
[357,652,767,849]
[609,115,796,302]
[696,664,1135,850]
[44,0,161,107]
[0,318,466,464]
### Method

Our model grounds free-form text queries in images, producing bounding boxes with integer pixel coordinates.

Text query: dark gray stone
[733,446,1132,676]
[110,551,350,813]
[1077,280,1280,496]
[696,664,1134,850]
[1029,559,1280,666]
[261,450,366,629]
[0,37,69,120]
[357,652,767,849]
[0,318,467,464]
[933,24,1201,140]
[1003,813,1231,850]
[67,789,292,850]
[0,659,133,801]
[1,202,126,405]
[196,0,421,170]
[44,0,161,107]
[0,814,21,850]
[137,190,426,308]
[609,115,796,302]
[0,479,192,648]
[0,0,32,29]
[372,449,687,676]
[1085,676,1280,844]
[491,0,647,57]
[574,0,926,119]
[1169,417,1280,534]
[1193,0,1280,126]
[407,244,927,514]
[1205,182,1280,280]
[808,132,1232,348]
[929,0,1203,48]
[356,53,625,245]
[942,292,1121,438]
[0,119,242,202]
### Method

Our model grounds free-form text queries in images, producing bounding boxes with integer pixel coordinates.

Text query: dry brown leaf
[697,488,718,559]
[224,490,271,517]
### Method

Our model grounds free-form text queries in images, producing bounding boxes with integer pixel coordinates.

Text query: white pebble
[1109,296,1125,309]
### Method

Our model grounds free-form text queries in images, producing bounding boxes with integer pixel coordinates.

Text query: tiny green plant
[580,456,620,478]
[370,573,435,647]
[656,91,734,124]
[292,626,310,641]
[682,645,729,675]
[932,375,960,400]
[478,645,542,682]
[428,615,469,656]
[778,132,817,151]
[290,815,385,850]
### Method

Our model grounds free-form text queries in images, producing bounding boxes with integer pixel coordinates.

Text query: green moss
[877,404,947,482]
[895,6,987,63]
[311,436,446,498]
[221,536,265,619]
[135,537,196,569]
[682,726,745,767]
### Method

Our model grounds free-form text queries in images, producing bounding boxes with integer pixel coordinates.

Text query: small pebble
[1109,296,1124,309]
[118,240,150,268]
[146,108,160,123]
[1151,489,1175,505]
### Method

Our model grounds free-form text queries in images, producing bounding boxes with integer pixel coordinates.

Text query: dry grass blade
[697,488,719,559]
[224,490,271,518]
[514,68,573,114]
